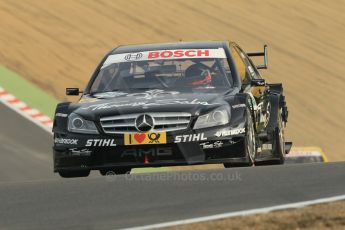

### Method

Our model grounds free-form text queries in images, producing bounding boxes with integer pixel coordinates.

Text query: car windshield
[89,48,233,94]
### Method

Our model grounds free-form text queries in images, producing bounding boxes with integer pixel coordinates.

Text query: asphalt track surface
[0,103,57,182]
[0,102,345,230]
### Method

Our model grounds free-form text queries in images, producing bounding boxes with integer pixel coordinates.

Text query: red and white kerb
[0,86,53,132]
[102,48,227,68]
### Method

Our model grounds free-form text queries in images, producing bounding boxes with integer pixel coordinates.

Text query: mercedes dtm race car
[53,41,292,178]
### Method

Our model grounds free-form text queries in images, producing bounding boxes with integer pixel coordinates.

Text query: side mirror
[247,45,268,69]
[251,79,266,86]
[66,88,82,96]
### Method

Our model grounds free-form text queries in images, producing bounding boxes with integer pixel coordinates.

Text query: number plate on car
[124,132,167,145]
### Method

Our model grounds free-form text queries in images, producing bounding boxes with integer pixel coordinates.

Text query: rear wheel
[58,170,90,178]
[224,108,256,168]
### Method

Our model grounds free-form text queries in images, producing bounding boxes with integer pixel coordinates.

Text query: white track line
[0,86,53,134]
[122,194,345,230]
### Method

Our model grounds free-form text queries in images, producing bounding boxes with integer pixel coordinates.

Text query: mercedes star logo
[135,114,154,132]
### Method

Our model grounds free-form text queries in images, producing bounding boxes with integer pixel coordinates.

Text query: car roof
[111,41,230,54]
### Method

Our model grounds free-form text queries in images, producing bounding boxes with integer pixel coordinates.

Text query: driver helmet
[185,64,212,86]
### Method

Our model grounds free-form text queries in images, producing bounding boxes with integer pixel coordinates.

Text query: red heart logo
[134,133,146,143]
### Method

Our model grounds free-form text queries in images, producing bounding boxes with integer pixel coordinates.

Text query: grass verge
[0,66,58,118]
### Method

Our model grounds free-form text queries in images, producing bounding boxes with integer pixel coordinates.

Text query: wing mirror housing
[247,45,268,69]
[251,79,266,86]
[66,88,82,96]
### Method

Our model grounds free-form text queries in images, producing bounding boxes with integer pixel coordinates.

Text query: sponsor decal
[127,89,179,100]
[200,141,224,149]
[93,92,127,99]
[214,128,245,137]
[228,140,239,145]
[257,144,272,153]
[232,104,246,109]
[248,66,256,78]
[256,101,270,128]
[85,139,116,147]
[93,92,128,99]
[54,138,78,145]
[247,92,257,111]
[69,148,92,156]
[262,143,272,150]
[79,98,99,103]
[124,132,167,145]
[148,49,210,59]
[55,113,68,117]
[121,147,173,158]
[94,89,179,100]
[102,48,227,67]
[124,52,143,61]
[81,99,218,111]
[174,133,207,143]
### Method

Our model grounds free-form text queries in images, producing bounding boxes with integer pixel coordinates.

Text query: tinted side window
[236,46,262,80]
[231,46,251,85]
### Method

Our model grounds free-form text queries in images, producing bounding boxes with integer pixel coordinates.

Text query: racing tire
[224,108,256,168]
[99,167,132,176]
[58,170,90,178]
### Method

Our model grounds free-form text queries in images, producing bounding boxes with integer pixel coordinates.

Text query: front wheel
[99,167,132,176]
[224,108,256,168]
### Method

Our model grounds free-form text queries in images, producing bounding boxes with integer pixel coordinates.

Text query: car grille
[100,112,192,134]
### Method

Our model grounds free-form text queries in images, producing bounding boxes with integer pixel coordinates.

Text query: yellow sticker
[124,132,167,145]
[79,98,99,103]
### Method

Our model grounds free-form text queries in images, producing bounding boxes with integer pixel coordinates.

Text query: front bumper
[53,126,246,171]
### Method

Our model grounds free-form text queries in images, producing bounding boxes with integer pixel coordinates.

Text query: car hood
[72,89,236,120]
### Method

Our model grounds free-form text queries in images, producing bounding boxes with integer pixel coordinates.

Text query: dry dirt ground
[0,0,345,161]
[165,201,345,230]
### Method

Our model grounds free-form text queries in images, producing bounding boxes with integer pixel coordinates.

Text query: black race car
[53,41,292,178]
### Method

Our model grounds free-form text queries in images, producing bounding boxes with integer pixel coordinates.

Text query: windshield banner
[102,48,226,68]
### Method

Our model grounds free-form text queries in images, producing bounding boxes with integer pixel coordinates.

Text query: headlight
[68,113,99,134]
[194,108,230,129]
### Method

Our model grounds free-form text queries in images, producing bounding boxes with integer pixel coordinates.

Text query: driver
[184,64,212,86]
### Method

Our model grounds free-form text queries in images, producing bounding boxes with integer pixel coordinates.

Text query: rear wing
[247,45,268,69]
